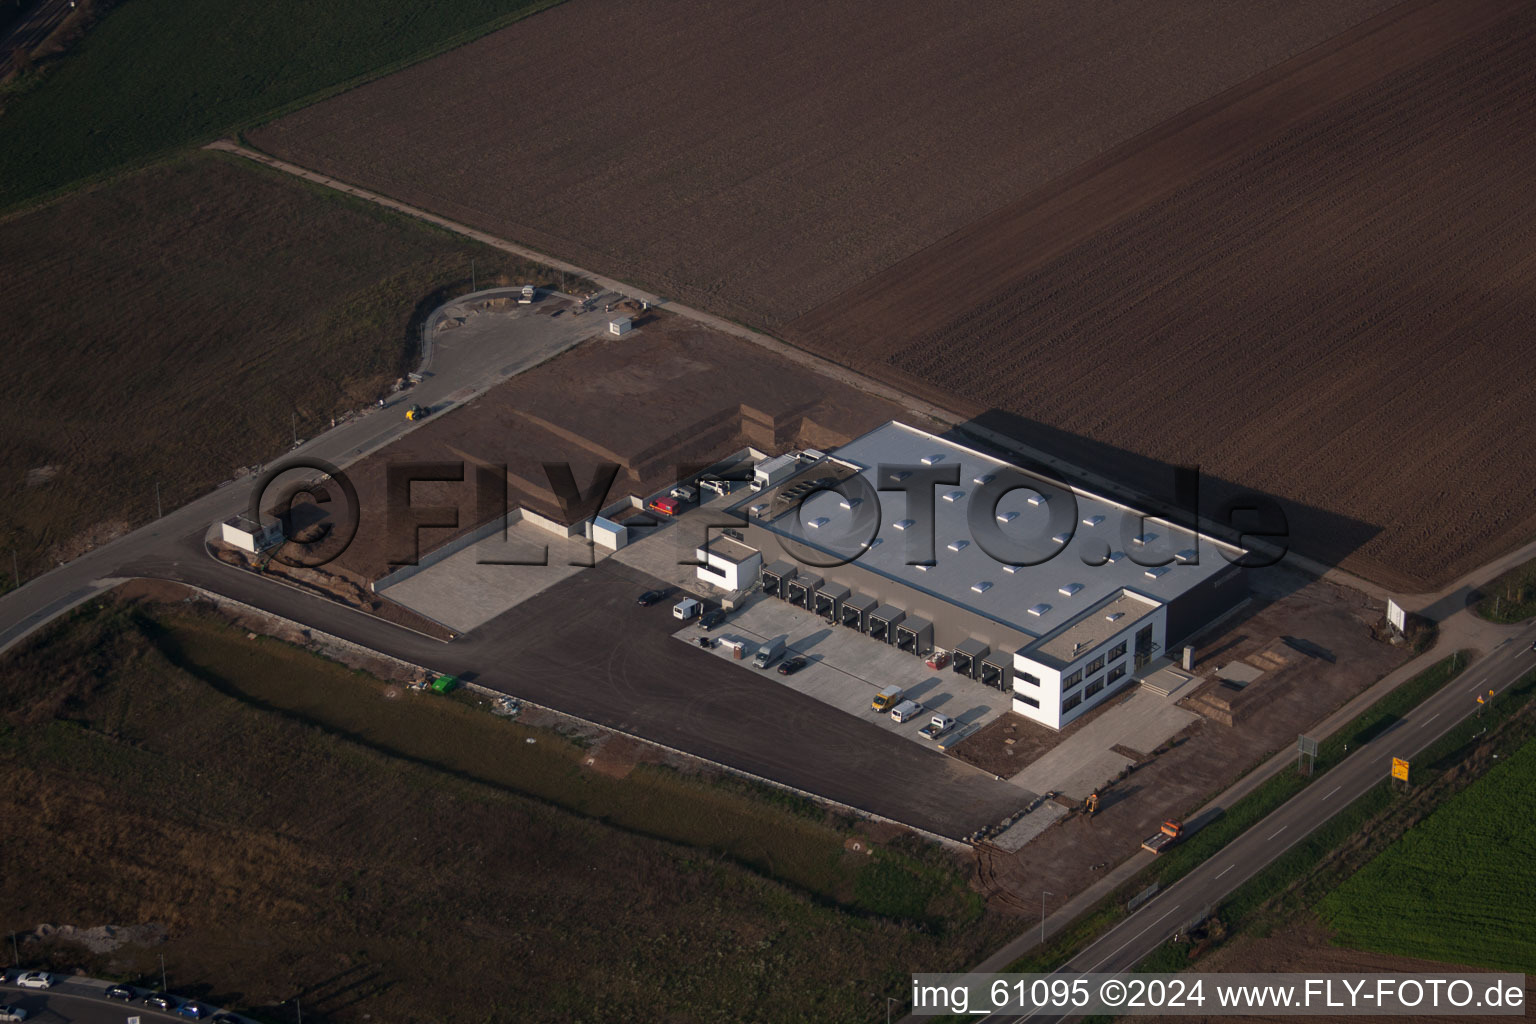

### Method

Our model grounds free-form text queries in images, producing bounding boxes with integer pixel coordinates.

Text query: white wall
[695,547,762,592]
[1012,605,1168,730]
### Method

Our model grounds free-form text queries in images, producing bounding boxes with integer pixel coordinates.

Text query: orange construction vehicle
[1141,819,1184,854]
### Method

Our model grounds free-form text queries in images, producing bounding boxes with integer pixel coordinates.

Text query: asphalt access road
[114,529,1031,839]
[976,627,1536,1024]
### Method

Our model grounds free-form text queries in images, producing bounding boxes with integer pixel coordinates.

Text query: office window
[1062,670,1082,690]
[1110,640,1127,661]
[1062,694,1082,713]
[1018,672,1040,687]
[1107,662,1126,685]
[1017,694,1040,709]
[1085,677,1104,698]
[1085,654,1105,676]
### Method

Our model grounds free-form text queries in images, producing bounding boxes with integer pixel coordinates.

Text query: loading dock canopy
[841,592,877,628]
[814,582,851,620]
[760,560,798,596]
[952,637,991,676]
[868,604,906,641]
[895,615,933,655]
[979,655,1012,690]
[785,572,823,608]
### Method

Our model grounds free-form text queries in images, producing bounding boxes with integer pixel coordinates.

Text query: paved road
[976,628,1536,1023]
[0,0,71,75]
[0,973,245,1023]
[112,527,1028,838]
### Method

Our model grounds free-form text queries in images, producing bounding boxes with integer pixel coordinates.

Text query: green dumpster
[430,674,459,694]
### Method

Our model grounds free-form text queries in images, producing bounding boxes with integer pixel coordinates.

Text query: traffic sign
[1391,757,1410,782]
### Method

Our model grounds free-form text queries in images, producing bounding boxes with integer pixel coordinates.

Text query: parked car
[212,1015,244,1024]
[177,1003,212,1019]
[105,984,137,1001]
[889,699,923,724]
[920,713,956,740]
[672,598,701,621]
[145,993,178,1010]
[699,609,726,630]
[14,972,50,990]
[0,1004,28,1022]
[777,655,808,676]
[636,589,666,606]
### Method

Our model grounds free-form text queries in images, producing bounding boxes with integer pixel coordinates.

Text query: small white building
[609,316,633,336]
[220,514,283,553]
[589,515,628,551]
[696,536,763,592]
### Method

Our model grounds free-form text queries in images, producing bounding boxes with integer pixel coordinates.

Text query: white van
[673,598,701,621]
[889,699,923,724]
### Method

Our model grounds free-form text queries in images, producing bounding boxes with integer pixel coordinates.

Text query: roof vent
[973,472,996,486]
[892,470,912,481]
[921,453,945,466]
[1051,531,1071,545]
[943,489,966,503]
[750,504,768,516]
[1002,564,1022,574]
[1027,494,1047,506]
[1176,548,1198,563]
[947,539,969,552]
[1058,582,1083,597]
[914,564,931,572]
[1106,550,1125,563]
[997,510,1019,524]
[807,516,829,529]
[864,537,883,548]
[1105,611,1125,623]
[971,581,993,594]
[1082,514,1105,527]
[1133,531,1158,545]
[839,497,862,510]
[893,519,915,531]
[1027,602,1051,616]
[1145,566,1171,579]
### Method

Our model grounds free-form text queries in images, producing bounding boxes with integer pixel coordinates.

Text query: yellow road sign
[1391,757,1410,782]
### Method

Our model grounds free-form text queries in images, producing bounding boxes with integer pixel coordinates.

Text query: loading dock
[814,582,850,623]
[785,572,823,610]
[842,592,877,632]
[952,638,991,679]
[869,604,906,644]
[760,560,797,598]
[980,654,1013,692]
[895,616,934,656]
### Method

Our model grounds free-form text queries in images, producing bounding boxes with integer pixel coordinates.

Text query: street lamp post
[1041,890,1054,943]
[888,996,900,1024]
[159,953,167,991]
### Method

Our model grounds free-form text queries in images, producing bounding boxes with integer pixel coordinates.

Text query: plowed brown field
[249,0,1397,328]
[792,0,1536,591]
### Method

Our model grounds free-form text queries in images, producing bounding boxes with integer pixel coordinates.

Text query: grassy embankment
[0,599,1008,1023]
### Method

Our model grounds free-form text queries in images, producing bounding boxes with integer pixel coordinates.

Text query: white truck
[753,637,786,669]
[919,713,955,740]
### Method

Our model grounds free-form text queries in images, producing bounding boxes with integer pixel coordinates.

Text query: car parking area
[673,592,1012,750]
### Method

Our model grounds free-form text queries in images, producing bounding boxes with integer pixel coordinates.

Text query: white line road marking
[1216,864,1234,879]
[1269,825,1287,840]
[1426,712,1440,725]
[1093,905,1180,971]
[1323,785,1341,801]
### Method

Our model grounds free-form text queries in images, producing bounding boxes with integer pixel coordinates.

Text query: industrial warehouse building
[697,421,1248,730]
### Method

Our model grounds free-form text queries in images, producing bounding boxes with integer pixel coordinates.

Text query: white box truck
[673,598,701,621]
[753,638,786,669]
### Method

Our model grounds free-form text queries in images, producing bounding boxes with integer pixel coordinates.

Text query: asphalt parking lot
[673,593,1012,747]
[460,558,1032,837]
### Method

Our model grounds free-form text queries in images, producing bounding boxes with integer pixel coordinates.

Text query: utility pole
[471,258,476,292]
[291,412,297,446]
[155,480,162,519]
[11,932,18,966]
[295,997,303,1024]
[10,550,17,591]
[159,953,167,991]
[1041,890,1054,943]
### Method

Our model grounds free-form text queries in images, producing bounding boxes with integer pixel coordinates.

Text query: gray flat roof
[1027,589,1159,666]
[705,536,760,564]
[733,420,1244,642]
